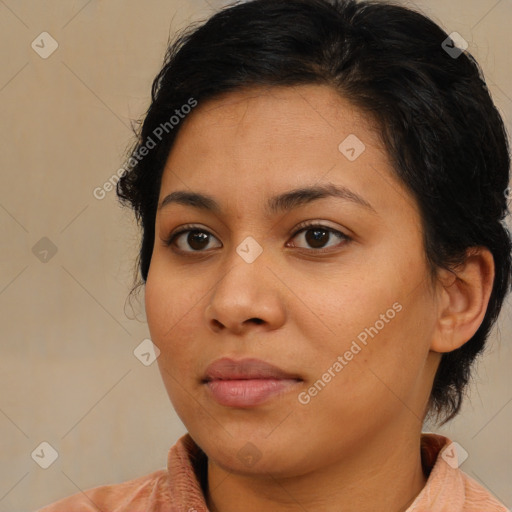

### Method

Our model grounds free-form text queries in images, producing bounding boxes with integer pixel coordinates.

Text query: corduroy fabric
[37,433,509,511]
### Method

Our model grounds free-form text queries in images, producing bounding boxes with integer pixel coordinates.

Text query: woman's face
[145,84,441,476]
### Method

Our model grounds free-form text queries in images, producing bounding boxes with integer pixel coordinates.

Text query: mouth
[203,357,302,381]
[202,357,303,408]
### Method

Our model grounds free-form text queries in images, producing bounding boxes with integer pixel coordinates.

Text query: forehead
[172,84,379,150]
[157,84,415,222]
[162,85,381,176]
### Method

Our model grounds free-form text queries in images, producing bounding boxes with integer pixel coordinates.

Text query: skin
[145,84,494,512]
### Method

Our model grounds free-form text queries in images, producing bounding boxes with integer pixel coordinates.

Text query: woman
[38,0,511,510]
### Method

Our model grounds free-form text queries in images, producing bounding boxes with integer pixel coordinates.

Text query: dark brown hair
[117,0,512,424]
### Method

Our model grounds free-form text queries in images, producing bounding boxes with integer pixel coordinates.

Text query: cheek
[354,292,435,396]
[315,272,433,399]
[145,263,204,375]
[145,268,182,362]
[145,273,170,340]
[145,275,196,413]
[302,309,430,427]
[145,258,194,337]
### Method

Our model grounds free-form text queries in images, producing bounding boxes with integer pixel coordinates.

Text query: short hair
[117,0,512,424]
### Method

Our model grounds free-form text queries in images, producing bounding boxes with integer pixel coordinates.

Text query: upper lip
[203,357,302,382]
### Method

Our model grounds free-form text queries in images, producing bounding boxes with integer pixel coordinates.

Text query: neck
[206,426,427,512]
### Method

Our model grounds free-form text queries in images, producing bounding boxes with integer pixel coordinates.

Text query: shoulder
[459,471,509,512]
[36,468,171,512]
[413,433,509,511]
[35,433,208,512]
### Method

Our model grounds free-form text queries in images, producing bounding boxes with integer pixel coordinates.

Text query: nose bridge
[205,238,285,332]
[215,236,269,307]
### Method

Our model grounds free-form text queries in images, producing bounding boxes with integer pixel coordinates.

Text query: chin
[192,427,312,478]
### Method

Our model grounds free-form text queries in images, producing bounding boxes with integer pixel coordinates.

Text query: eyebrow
[158,182,376,215]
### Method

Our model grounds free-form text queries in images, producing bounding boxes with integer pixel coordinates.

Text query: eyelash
[162,221,352,255]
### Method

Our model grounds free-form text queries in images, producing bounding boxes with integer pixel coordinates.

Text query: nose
[204,255,287,335]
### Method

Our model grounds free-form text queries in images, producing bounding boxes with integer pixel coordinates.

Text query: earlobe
[430,247,495,354]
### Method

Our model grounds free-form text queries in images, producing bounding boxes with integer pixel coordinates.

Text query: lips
[202,357,303,407]
[203,357,302,382]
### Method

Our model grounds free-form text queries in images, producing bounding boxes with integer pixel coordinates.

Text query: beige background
[0,0,511,510]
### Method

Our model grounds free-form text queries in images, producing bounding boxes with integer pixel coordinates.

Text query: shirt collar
[166,432,466,511]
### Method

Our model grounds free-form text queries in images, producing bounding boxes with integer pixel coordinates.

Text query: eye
[163,224,221,252]
[162,221,351,254]
[287,222,351,252]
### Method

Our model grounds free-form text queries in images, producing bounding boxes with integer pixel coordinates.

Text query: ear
[430,247,495,353]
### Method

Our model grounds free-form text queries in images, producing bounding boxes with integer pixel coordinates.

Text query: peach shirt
[38,433,509,511]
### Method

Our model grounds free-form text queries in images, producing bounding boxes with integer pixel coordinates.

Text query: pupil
[188,230,209,250]
[306,228,328,248]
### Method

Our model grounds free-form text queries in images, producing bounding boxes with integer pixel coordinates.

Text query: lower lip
[205,378,301,407]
